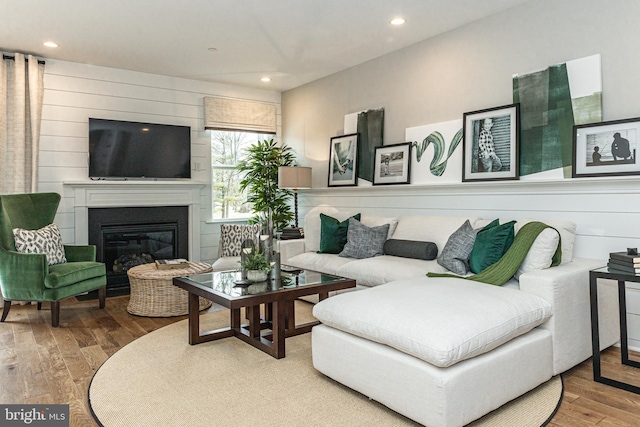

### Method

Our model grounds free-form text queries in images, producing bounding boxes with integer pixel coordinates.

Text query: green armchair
[0,192,107,327]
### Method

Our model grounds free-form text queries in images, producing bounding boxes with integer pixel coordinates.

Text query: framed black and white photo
[373,143,411,185]
[573,117,640,178]
[462,104,520,182]
[328,133,359,187]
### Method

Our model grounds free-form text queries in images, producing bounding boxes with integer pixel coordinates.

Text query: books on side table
[608,251,640,274]
[279,227,304,240]
[155,258,189,270]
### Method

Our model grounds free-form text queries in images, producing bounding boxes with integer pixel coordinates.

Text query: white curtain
[0,53,45,194]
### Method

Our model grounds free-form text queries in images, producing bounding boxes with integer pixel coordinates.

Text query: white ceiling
[1,0,529,92]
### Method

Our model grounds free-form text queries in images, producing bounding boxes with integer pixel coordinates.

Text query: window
[211,131,269,220]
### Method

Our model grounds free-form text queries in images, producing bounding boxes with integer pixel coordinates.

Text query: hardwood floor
[1,295,640,426]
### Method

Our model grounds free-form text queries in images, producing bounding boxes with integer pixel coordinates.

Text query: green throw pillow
[318,213,361,254]
[469,220,516,274]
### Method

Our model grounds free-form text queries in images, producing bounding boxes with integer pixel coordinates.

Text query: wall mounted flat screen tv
[89,118,191,179]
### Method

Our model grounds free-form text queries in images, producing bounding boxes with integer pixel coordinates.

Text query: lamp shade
[278,166,312,189]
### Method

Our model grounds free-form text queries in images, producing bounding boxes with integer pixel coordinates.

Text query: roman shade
[203,96,277,134]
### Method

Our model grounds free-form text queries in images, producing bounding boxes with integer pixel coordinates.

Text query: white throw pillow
[515,227,560,279]
[514,218,576,264]
[13,223,67,265]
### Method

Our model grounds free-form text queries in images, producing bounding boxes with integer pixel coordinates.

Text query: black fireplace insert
[88,206,189,292]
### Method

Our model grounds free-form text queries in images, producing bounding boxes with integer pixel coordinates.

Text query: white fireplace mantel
[64,180,206,260]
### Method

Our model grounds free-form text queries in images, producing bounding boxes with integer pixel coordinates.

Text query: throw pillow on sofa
[383,239,438,260]
[469,220,516,274]
[436,220,480,275]
[515,227,560,279]
[318,213,361,254]
[339,218,389,259]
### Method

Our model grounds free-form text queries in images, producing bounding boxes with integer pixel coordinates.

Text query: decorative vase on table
[246,270,268,283]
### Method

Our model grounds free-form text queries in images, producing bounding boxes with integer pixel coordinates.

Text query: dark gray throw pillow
[384,239,438,260]
[339,218,390,259]
[436,220,481,275]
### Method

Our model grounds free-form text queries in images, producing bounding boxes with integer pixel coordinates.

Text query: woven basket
[127,262,213,317]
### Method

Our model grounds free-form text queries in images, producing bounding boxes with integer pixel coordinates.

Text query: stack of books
[280,227,304,240]
[155,258,189,270]
[607,251,640,274]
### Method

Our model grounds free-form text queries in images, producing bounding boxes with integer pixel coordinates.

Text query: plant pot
[246,270,268,282]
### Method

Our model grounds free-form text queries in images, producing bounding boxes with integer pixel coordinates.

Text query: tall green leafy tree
[236,139,295,231]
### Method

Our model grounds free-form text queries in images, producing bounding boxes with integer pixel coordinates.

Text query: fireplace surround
[64,180,204,264]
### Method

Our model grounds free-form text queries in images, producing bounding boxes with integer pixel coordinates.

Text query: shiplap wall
[39,59,280,263]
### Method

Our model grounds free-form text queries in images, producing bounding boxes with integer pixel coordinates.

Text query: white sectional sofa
[279,206,620,427]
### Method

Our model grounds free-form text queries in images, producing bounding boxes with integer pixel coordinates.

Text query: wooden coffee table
[172,268,355,359]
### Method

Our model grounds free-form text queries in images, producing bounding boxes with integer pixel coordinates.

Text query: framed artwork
[373,143,411,185]
[462,103,520,182]
[573,117,640,178]
[328,133,359,187]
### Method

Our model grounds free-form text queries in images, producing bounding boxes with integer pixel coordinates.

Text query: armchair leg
[98,286,106,309]
[51,301,60,327]
[1,300,10,322]
[37,302,42,310]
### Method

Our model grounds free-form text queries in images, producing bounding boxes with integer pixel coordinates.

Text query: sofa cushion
[336,255,447,287]
[339,218,389,259]
[360,215,398,239]
[211,255,241,272]
[304,206,342,253]
[318,213,361,254]
[475,218,576,264]
[436,220,480,275]
[313,277,552,368]
[13,223,67,265]
[45,261,106,289]
[515,227,560,279]
[286,252,355,277]
[391,215,481,252]
[469,220,516,274]
[304,206,399,253]
[383,239,438,260]
[516,219,575,264]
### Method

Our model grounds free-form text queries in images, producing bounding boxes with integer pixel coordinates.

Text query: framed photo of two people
[573,117,640,178]
[462,103,520,182]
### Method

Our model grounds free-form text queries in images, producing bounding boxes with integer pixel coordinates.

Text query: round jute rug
[89,301,563,427]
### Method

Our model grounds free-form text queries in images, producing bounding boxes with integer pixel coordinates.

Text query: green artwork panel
[357,108,384,182]
[513,64,574,176]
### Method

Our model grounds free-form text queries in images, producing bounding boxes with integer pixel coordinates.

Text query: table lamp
[278,166,312,228]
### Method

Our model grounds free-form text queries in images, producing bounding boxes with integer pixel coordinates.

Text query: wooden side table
[590,266,640,394]
[127,262,213,317]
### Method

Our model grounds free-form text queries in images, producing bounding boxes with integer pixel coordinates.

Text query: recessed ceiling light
[261,77,271,83]
[43,41,59,48]
[390,17,406,26]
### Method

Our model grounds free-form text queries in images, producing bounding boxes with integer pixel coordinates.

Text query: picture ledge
[302,174,640,195]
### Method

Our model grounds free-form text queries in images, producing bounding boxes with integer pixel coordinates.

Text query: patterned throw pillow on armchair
[219,224,262,257]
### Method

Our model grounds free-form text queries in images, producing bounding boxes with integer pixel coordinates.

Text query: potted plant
[240,249,271,282]
[236,139,296,233]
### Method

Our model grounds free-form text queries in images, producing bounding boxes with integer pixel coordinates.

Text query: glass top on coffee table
[172,266,355,358]
[182,268,348,299]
